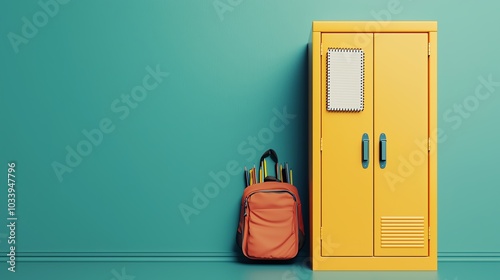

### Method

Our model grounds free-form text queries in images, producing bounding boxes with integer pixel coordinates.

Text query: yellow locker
[309,22,437,270]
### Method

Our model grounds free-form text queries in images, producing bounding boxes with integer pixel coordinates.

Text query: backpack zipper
[244,189,297,217]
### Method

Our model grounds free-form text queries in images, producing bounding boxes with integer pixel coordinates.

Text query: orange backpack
[236,149,305,260]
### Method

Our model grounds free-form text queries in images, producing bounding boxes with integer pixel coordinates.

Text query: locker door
[321,33,374,256]
[373,33,429,256]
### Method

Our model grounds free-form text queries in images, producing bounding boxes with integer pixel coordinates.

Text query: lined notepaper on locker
[326,48,365,112]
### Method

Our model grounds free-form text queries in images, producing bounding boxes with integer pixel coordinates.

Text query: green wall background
[1,0,499,259]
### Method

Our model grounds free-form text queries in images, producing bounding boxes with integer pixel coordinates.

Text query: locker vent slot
[326,48,364,112]
[380,216,425,248]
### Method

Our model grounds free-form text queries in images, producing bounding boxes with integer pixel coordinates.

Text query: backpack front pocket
[244,191,298,259]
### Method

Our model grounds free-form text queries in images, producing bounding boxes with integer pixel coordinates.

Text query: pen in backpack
[285,162,289,183]
[263,159,267,178]
[259,161,262,183]
[250,169,255,185]
[244,166,249,187]
[253,168,256,185]
[275,163,279,182]
[290,169,293,185]
[280,164,283,182]
[253,165,256,184]
[281,165,286,183]
[248,169,252,185]
[253,169,256,185]
[248,167,251,186]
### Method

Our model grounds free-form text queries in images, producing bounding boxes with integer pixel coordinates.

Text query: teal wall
[1,0,499,260]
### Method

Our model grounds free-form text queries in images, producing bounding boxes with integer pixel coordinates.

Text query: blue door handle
[380,133,387,169]
[362,133,369,169]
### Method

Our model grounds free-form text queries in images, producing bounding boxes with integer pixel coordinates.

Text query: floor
[1,261,499,280]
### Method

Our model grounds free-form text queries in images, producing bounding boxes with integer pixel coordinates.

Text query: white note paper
[327,48,365,112]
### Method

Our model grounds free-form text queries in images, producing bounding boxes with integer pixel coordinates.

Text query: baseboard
[438,252,500,262]
[1,252,236,262]
[1,252,499,262]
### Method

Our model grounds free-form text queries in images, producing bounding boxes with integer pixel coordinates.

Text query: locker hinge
[428,42,431,56]
[428,226,431,240]
[320,138,323,151]
[320,43,323,56]
[428,138,431,151]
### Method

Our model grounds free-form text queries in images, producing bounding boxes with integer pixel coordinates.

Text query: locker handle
[362,133,369,169]
[380,133,387,169]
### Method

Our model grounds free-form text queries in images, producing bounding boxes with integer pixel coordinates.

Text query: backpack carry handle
[260,149,280,182]
[260,149,279,164]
